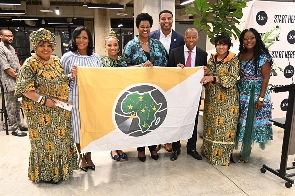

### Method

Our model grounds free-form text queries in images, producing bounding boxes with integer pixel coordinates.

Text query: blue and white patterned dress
[123,36,167,66]
[61,51,102,143]
[237,54,273,150]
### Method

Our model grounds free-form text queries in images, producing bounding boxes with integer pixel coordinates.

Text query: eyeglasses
[2,35,14,38]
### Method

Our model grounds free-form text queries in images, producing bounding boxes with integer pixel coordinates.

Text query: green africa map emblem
[115,85,167,137]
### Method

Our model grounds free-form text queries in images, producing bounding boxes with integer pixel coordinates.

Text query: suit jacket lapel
[170,30,175,49]
[155,30,160,40]
[180,47,185,64]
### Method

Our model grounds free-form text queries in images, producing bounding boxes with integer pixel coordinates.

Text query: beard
[3,39,12,45]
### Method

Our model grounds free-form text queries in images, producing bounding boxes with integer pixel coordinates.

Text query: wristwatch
[258,97,264,102]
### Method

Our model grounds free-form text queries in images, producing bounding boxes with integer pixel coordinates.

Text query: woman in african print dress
[15,28,78,183]
[201,35,239,166]
[236,28,273,163]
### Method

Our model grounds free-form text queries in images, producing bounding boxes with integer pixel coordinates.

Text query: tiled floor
[1,120,295,196]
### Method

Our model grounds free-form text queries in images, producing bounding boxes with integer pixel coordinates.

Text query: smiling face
[35,41,53,61]
[184,29,199,51]
[243,31,257,51]
[159,12,173,32]
[75,30,89,53]
[216,42,229,56]
[137,20,151,39]
[105,37,119,58]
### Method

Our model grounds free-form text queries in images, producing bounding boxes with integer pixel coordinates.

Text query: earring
[117,49,120,53]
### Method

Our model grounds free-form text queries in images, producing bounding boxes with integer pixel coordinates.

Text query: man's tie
[186,50,192,67]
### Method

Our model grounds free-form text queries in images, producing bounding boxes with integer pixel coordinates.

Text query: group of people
[0,9,273,183]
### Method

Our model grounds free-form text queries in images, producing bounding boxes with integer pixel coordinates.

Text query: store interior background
[0,0,293,61]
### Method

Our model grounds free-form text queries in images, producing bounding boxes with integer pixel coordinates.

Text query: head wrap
[29,28,56,50]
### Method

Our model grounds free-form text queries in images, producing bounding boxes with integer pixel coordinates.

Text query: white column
[93,0,111,56]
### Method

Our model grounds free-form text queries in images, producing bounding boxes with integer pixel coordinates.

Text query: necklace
[76,50,80,55]
[140,41,148,45]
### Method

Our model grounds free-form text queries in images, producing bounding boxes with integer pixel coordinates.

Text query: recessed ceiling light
[40,9,53,13]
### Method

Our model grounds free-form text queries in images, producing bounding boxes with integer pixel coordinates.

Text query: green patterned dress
[101,55,127,67]
[201,52,240,166]
[15,55,78,183]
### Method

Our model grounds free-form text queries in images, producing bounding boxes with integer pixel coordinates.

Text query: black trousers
[137,145,157,152]
[172,107,200,151]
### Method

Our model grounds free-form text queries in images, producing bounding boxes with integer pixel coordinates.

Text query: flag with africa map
[78,66,204,152]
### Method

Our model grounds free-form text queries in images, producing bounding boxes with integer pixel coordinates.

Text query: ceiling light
[118,24,123,27]
[0,10,25,14]
[0,0,21,6]
[180,0,195,6]
[40,9,53,13]
[117,11,128,16]
[87,3,124,9]
[12,18,38,20]
[55,7,60,15]
[48,22,73,25]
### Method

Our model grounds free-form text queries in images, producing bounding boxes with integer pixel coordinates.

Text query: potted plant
[185,0,247,44]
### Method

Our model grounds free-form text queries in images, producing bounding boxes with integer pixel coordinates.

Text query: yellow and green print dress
[15,55,78,183]
[201,52,239,166]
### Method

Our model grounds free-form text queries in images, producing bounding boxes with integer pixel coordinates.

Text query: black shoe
[19,126,28,131]
[187,150,202,160]
[11,129,27,137]
[138,156,146,162]
[150,151,159,160]
[138,151,146,162]
[87,165,95,171]
[230,154,235,163]
[170,149,181,161]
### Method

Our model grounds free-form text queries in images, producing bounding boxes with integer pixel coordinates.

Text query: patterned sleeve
[121,59,128,67]
[15,58,37,97]
[122,40,137,66]
[101,56,109,67]
[60,52,72,74]
[259,54,272,67]
[60,52,74,92]
[0,46,11,71]
[218,56,240,89]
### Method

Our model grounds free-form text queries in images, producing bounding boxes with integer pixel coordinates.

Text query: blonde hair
[105,30,119,42]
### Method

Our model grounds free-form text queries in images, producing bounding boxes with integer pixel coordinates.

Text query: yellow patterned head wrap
[29,28,56,50]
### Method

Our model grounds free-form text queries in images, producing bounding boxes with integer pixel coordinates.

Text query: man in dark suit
[167,27,208,161]
[150,10,185,152]
[150,10,185,55]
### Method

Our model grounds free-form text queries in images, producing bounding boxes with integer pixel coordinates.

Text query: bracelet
[67,73,73,80]
[39,96,47,106]
[140,63,144,67]
[37,95,43,103]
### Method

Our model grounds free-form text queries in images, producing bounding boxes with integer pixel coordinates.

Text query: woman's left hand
[71,65,77,78]
[255,100,264,110]
[143,60,153,67]
[200,76,213,84]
